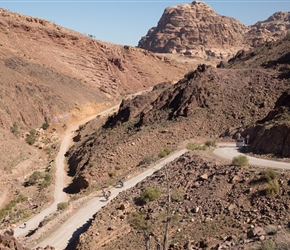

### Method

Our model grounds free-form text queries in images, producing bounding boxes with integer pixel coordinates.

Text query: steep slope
[138,1,290,59]
[244,89,290,157]
[0,7,193,228]
[66,40,290,193]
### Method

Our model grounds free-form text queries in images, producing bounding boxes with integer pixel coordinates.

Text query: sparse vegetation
[26,129,37,145]
[27,171,52,188]
[171,188,184,202]
[204,139,217,147]
[138,153,157,167]
[129,211,149,231]
[140,187,161,204]
[10,122,19,134]
[57,202,68,211]
[158,147,172,158]
[231,155,249,167]
[266,179,280,196]
[41,122,50,130]
[262,169,280,196]
[0,194,27,221]
[261,240,275,250]
[186,142,206,151]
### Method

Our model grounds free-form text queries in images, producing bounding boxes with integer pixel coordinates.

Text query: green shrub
[129,211,148,231]
[41,122,50,130]
[204,140,217,147]
[141,187,161,204]
[186,142,206,151]
[266,179,280,196]
[172,188,184,202]
[40,173,52,188]
[138,154,157,166]
[26,129,36,145]
[261,240,275,250]
[158,147,172,158]
[28,171,42,185]
[57,202,68,211]
[263,169,278,182]
[231,155,249,167]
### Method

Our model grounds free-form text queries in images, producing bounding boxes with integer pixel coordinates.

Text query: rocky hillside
[74,151,290,250]
[243,89,290,157]
[0,6,195,210]
[138,1,290,59]
[66,37,290,194]
[0,7,197,234]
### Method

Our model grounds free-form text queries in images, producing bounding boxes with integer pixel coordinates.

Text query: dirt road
[36,148,188,249]
[14,105,119,239]
[214,143,290,170]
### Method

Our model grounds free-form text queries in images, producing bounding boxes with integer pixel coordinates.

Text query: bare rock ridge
[138,1,290,58]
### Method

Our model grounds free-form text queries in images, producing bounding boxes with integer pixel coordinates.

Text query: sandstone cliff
[138,1,290,59]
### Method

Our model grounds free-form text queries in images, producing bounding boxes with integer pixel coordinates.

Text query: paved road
[36,148,188,249]
[214,143,290,170]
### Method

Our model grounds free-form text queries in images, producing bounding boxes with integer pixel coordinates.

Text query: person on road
[105,191,111,201]
[24,222,26,228]
[119,180,124,187]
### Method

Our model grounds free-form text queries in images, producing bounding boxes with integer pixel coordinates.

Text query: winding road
[214,143,290,170]
[13,105,119,239]
[13,121,290,250]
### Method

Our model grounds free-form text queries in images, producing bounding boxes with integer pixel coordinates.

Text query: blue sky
[0,1,289,46]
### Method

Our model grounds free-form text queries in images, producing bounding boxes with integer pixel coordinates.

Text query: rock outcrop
[0,229,29,250]
[138,1,290,59]
[244,89,290,157]
[138,1,249,58]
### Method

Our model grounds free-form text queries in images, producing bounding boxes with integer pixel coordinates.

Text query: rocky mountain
[0,7,193,197]
[0,7,195,235]
[138,1,290,59]
[66,36,290,194]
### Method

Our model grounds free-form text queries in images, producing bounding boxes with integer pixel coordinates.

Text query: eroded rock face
[244,89,290,157]
[138,1,248,58]
[0,229,29,250]
[138,1,290,59]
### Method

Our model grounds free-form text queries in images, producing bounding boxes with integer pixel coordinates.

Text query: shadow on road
[65,217,94,250]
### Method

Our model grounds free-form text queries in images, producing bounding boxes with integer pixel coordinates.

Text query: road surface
[214,143,290,170]
[36,148,188,249]
[14,105,119,239]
